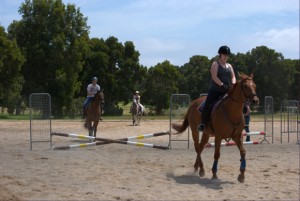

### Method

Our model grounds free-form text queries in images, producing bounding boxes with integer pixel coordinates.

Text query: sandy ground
[0,118,299,201]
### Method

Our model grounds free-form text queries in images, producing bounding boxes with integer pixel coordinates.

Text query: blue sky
[0,0,299,67]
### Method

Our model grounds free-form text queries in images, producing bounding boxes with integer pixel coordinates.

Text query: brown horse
[172,73,259,183]
[84,91,104,138]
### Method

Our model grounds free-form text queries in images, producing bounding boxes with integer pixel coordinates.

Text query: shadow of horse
[166,173,235,190]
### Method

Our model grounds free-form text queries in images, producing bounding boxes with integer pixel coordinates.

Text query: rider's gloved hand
[221,83,230,93]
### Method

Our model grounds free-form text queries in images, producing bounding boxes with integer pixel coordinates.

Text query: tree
[247,46,294,110]
[81,37,146,115]
[143,60,181,114]
[178,55,211,100]
[230,53,252,75]
[0,26,25,114]
[8,0,89,117]
[286,59,300,100]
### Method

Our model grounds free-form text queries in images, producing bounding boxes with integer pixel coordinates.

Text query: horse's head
[93,91,104,103]
[239,73,259,105]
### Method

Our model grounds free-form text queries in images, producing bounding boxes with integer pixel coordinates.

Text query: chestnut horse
[172,73,259,183]
[84,91,104,138]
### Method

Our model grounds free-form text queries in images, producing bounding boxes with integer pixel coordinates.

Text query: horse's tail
[171,97,204,134]
[83,122,88,129]
[171,114,189,134]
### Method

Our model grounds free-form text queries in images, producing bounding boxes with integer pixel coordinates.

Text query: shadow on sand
[166,172,235,190]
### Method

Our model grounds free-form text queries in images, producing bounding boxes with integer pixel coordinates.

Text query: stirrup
[198,123,205,131]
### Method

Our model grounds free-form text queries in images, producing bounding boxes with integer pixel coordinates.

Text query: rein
[218,79,252,137]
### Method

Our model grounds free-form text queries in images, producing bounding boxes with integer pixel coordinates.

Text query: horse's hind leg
[193,143,200,173]
[234,138,246,183]
[198,131,210,177]
[191,127,202,174]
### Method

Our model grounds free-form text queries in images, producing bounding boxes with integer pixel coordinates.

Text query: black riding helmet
[218,45,231,55]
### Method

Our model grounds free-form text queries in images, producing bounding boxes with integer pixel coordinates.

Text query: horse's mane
[91,91,102,102]
[228,73,253,96]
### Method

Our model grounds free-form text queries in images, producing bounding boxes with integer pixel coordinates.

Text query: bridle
[219,77,257,137]
[241,78,258,101]
[229,78,257,102]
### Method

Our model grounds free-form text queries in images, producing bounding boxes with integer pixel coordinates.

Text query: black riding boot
[198,107,209,131]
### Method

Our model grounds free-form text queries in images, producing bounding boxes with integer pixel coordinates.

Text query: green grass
[0,114,30,120]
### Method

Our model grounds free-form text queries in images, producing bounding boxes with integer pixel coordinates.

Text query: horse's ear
[250,73,254,79]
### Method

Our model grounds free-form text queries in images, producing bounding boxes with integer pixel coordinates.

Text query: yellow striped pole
[51,131,169,142]
[51,132,169,150]
[52,139,169,150]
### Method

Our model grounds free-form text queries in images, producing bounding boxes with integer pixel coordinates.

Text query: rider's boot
[198,107,209,131]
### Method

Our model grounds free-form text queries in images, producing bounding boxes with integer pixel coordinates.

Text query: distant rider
[82,77,100,119]
[132,91,144,114]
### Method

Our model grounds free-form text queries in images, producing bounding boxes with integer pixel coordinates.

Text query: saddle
[198,94,228,118]
[198,94,229,137]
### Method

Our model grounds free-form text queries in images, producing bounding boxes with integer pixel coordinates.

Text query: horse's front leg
[85,119,92,137]
[132,113,135,125]
[93,121,99,139]
[212,137,221,179]
[88,125,93,137]
[234,137,246,183]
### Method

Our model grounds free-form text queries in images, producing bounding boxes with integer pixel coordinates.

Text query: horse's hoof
[237,174,245,183]
[211,175,218,180]
[199,170,205,177]
[211,173,218,180]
